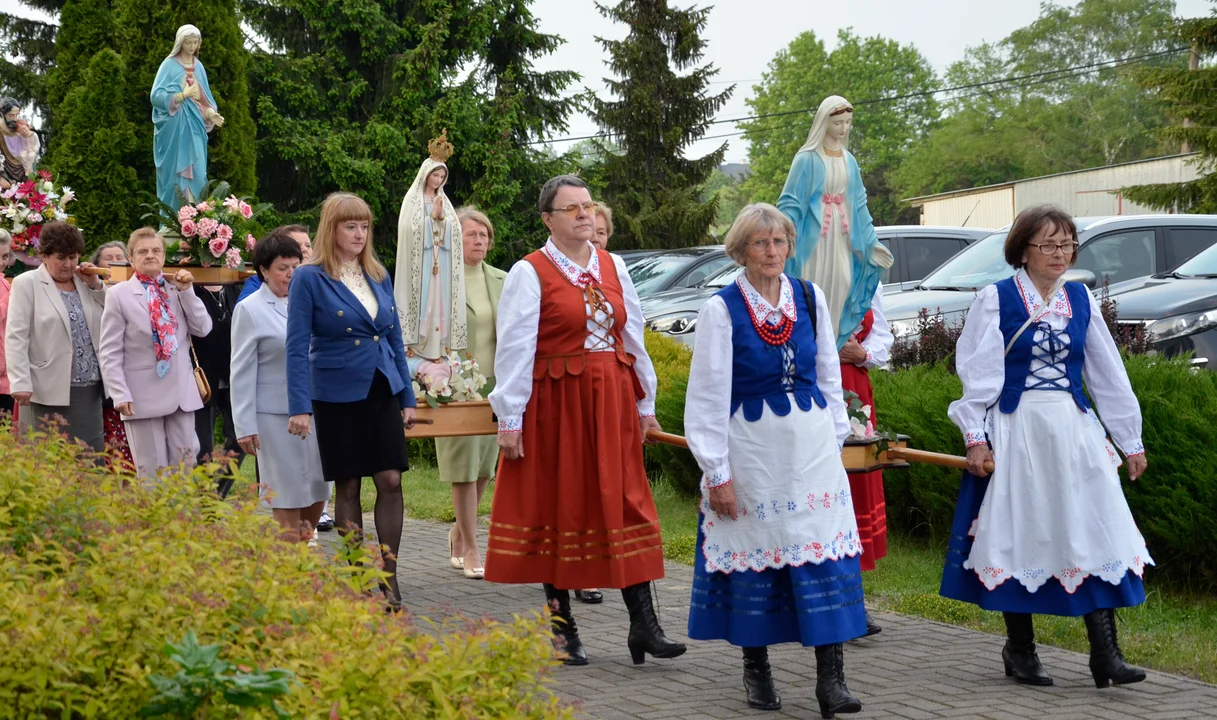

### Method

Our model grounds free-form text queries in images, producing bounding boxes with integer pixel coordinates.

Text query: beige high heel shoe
[448,526,464,570]
[463,565,485,580]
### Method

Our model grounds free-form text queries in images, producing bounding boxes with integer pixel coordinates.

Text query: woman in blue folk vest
[684,204,865,719]
[942,205,1151,689]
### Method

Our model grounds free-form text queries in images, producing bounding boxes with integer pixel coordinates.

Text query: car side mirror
[1062,268,1097,289]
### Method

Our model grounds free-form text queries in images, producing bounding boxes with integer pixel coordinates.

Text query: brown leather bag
[189,344,212,404]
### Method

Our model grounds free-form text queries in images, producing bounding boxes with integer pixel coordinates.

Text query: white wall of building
[912,155,1202,227]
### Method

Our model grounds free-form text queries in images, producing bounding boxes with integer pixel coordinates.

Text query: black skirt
[312,371,409,481]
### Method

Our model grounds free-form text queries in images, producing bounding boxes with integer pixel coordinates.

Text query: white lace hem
[963,550,1153,593]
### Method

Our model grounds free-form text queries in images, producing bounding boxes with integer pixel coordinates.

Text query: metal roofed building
[905,153,1202,228]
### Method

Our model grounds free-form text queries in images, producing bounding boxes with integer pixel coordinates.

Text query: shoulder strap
[1003,276,1067,356]
[799,278,817,337]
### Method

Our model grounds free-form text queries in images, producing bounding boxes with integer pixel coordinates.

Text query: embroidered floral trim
[1123,442,1146,457]
[964,430,987,448]
[862,348,874,367]
[1015,270,1072,319]
[736,274,796,325]
[701,526,862,574]
[498,416,523,434]
[703,471,732,489]
[542,239,601,289]
[964,551,1152,594]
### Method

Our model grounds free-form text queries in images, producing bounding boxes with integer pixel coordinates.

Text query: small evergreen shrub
[644,331,703,495]
[0,425,571,719]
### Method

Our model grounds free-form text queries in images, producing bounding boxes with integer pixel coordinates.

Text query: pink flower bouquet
[145,181,270,268]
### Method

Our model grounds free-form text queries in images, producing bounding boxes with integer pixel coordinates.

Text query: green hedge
[644,330,1217,591]
[0,425,570,719]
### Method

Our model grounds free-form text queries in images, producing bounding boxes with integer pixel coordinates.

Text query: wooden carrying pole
[643,429,994,474]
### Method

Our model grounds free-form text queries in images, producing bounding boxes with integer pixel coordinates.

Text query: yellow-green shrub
[0,425,571,719]
[644,331,703,493]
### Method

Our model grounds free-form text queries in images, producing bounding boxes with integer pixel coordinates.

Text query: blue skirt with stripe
[939,471,1147,616]
[688,517,867,647]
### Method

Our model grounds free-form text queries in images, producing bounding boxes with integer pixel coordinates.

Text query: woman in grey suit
[438,207,505,579]
[231,230,328,540]
[5,222,108,451]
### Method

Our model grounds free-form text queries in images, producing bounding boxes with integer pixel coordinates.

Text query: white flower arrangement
[411,352,490,408]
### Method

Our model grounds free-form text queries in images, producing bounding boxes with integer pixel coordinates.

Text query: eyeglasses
[548,201,597,215]
[746,237,790,251]
[1028,242,1078,255]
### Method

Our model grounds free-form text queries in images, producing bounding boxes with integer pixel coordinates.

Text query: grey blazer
[5,264,107,406]
[229,283,290,439]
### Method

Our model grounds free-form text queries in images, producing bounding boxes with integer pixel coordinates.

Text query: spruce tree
[50,48,141,250]
[589,0,732,250]
[44,0,116,134]
[1124,16,1217,211]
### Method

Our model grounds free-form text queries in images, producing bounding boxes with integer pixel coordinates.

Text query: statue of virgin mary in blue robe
[778,95,892,350]
[151,24,222,210]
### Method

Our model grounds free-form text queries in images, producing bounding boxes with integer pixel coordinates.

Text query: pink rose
[416,360,453,391]
[196,201,212,212]
[244,234,257,251]
[223,196,241,212]
[224,247,243,269]
[180,219,198,237]
[177,205,198,223]
[239,201,253,219]
[208,237,229,258]
[216,223,233,241]
[197,217,219,239]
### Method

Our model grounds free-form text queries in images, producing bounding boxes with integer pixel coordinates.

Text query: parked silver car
[884,215,1217,340]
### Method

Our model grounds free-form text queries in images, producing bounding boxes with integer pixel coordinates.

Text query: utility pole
[1182,41,1199,154]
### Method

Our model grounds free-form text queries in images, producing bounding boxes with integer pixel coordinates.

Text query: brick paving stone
[347,516,1217,720]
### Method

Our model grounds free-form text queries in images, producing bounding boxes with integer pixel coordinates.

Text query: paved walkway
[327,516,1217,720]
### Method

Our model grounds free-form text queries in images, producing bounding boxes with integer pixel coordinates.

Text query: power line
[526,46,1187,147]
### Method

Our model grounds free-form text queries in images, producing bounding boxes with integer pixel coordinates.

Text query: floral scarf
[135,272,179,377]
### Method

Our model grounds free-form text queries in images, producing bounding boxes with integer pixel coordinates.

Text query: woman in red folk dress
[487,175,686,667]
[837,285,893,635]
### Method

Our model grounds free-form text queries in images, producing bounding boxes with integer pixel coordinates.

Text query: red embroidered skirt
[486,353,665,589]
[841,363,887,571]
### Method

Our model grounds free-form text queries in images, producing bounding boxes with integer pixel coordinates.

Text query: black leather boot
[621,582,687,665]
[863,607,882,637]
[742,646,781,711]
[814,643,861,718]
[543,584,588,666]
[1084,608,1146,688]
[1002,612,1052,686]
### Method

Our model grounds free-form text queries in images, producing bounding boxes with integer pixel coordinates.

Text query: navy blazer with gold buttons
[285,263,415,417]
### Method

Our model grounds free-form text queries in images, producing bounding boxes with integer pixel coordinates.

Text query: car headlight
[647,312,698,335]
[1145,310,1217,342]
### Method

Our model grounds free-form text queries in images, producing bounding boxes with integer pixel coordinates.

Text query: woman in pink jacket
[0,230,12,416]
[98,228,212,479]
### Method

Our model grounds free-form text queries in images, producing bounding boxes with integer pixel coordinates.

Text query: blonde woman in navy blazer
[286,192,417,611]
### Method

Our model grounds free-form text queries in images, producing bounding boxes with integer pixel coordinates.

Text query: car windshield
[703,264,743,288]
[1173,241,1217,276]
[918,232,1013,291]
[628,253,701,295]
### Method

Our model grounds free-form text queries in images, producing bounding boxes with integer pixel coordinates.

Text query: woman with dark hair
[5,222,108,450]
[231,231,328,541]
[942,205,1151,690]
[488,175,684,666]
[237,225,312,304]
[286,193,416,610]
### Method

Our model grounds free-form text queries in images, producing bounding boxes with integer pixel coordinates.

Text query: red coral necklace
[744,296,793,346]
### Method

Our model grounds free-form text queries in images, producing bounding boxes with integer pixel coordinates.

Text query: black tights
[334,470,404,603]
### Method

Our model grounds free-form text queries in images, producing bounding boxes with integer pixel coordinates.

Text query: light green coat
[436,261,506,483]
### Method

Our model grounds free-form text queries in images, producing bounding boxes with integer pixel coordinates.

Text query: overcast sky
[3,0,1213,163]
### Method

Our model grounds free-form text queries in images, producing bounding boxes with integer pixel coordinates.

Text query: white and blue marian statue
[150,24,225,210]
[778,95,892,349]
[394,131,466,376]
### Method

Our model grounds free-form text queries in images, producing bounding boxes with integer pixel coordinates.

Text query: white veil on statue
[798,95,853,154]
[394,150,466,356]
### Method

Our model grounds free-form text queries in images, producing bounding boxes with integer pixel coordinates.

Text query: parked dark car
[876,226,993,293]
[883,215,1217,340]
[641,226,989,345]
[614,249,659,267]
[627,246,735,298]
[1106,240,1217,370]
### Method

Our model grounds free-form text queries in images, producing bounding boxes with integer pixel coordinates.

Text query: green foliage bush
[645,334,1217,591]
[0,425,571,719]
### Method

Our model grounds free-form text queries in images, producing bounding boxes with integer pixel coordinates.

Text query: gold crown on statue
[428,129,454,163]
